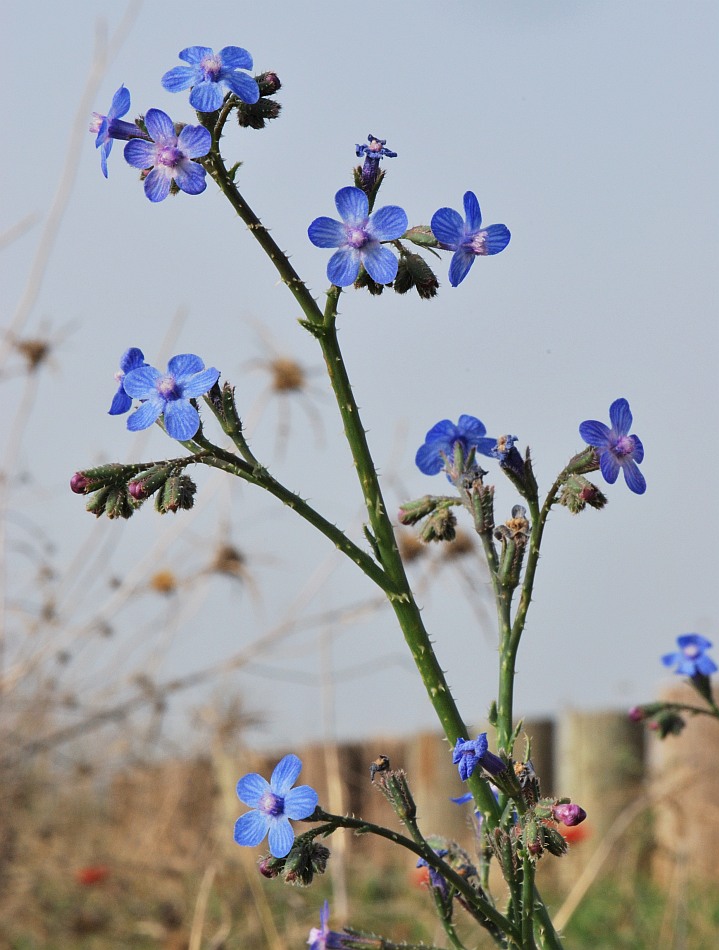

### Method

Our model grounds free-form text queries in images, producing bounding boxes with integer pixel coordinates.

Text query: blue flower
[308,186,408,287]
[307,901,347,949]
[123,109,211,202]
[234,753,318,859]
[161,46,259,112]
[89,86,148,178]
[452,734,506,782]
[662,634,717,678]
[122,353,219,441]
[108,347,146,415]
[355,134,397,187]
[430,191,510,286]
[579,397,645,494]
[415,415,496,476]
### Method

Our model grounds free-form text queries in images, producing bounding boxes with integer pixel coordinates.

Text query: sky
[1,1,717,755]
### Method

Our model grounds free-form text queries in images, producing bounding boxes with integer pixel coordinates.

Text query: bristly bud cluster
[372,767,417,822]
[558,474,607,513]
[494,505,530,588]
[236,71,282,129]
[71,462,196,519]
[258,834,330,886]
[393,251,439,299]
[648,709,687,738]
[397,495,442,526]
[421,506,457,543]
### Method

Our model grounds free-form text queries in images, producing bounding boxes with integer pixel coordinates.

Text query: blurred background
[1,1,717,946]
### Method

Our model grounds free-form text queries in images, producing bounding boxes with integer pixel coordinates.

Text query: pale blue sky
[1,1,717,750]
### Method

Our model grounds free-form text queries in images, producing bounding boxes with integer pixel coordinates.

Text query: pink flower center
[201,54,223,80]
[156,374,177,397]
[469,232,488,255]
[157,145,182,168]
[346,227,369,249]
[683,643,699,658]
[259,790,284,817]
[613,435,634,457]
[89,113,103,134]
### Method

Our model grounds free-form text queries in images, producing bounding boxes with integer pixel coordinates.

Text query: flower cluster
[90,44,259,198]
[109,349,219,441]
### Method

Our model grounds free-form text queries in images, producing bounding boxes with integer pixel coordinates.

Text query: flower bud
[397,495,440,526]
[70,473,90,494]
[393,252,439,299]
[256,71,281,95]
[373,768,417,821]
[420,507,456,543]
[128,465,172,501]
[558,474,608,514]
[155,475,197,513]
[552,803,587,827]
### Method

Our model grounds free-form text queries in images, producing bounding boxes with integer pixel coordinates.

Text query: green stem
[308,809,520,943]
[521,856,537,949]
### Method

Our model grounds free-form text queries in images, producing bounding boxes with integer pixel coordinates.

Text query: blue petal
[335,186,368,225]
[127,399,163,432]
[661,651,681,668]
[579,420,610,447]
[476,437,499,457]
[463,191,482,233]
[423,419,457,443]
[144,167,172,202]
[267,817,295,858]
[179,46,214,64]
[236,772,270,807]
[219,46,254,70]
[161,65,195,93]
[123,365,161,398]
[609,398,632,435]
[631,435,644,463]
[696,654,718,675]
[415,442,444,475]
[308,216,346,249]
[179,123,212,159]
[174,160,207,196]
[223,70,260,104]
[599,451,620,484]
[361,243,399,284]
[189,80,224,113]
[448,247,475,286]
[483,224,511,255]
[233,809,269,846]
[622,460,646,494]
[283,784,319,820]
[124,139,156,169]
[120,347,145,373]
[164,401,201,440]
[457,415,487,440]
[179,367,220,398]
[100,142,111,178]
[108,85,130,120]
[270,753,303,795]
[430,207,463,248]
[367,205,408,241]
[168,354,204,377]
[145,109,176,144]
[108,388,132,415]
[327,247,360,286]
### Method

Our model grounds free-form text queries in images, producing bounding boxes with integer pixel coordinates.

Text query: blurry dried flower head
[396,530,426,564]
[148,569,177,594]
[440,529,474,560]
[5,320,76,377]
[242,322,327,455]
[210,542,246,577]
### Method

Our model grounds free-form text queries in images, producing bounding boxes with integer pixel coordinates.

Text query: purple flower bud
[628,705,645,722]
[552,803,587,827]
[70,473,90,494]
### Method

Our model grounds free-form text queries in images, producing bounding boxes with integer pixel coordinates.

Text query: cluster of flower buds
[258,835,330,886]
[71,462,196,519]
[518,797,588,860]
[236,70,282,129]
[558,474,607,514]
